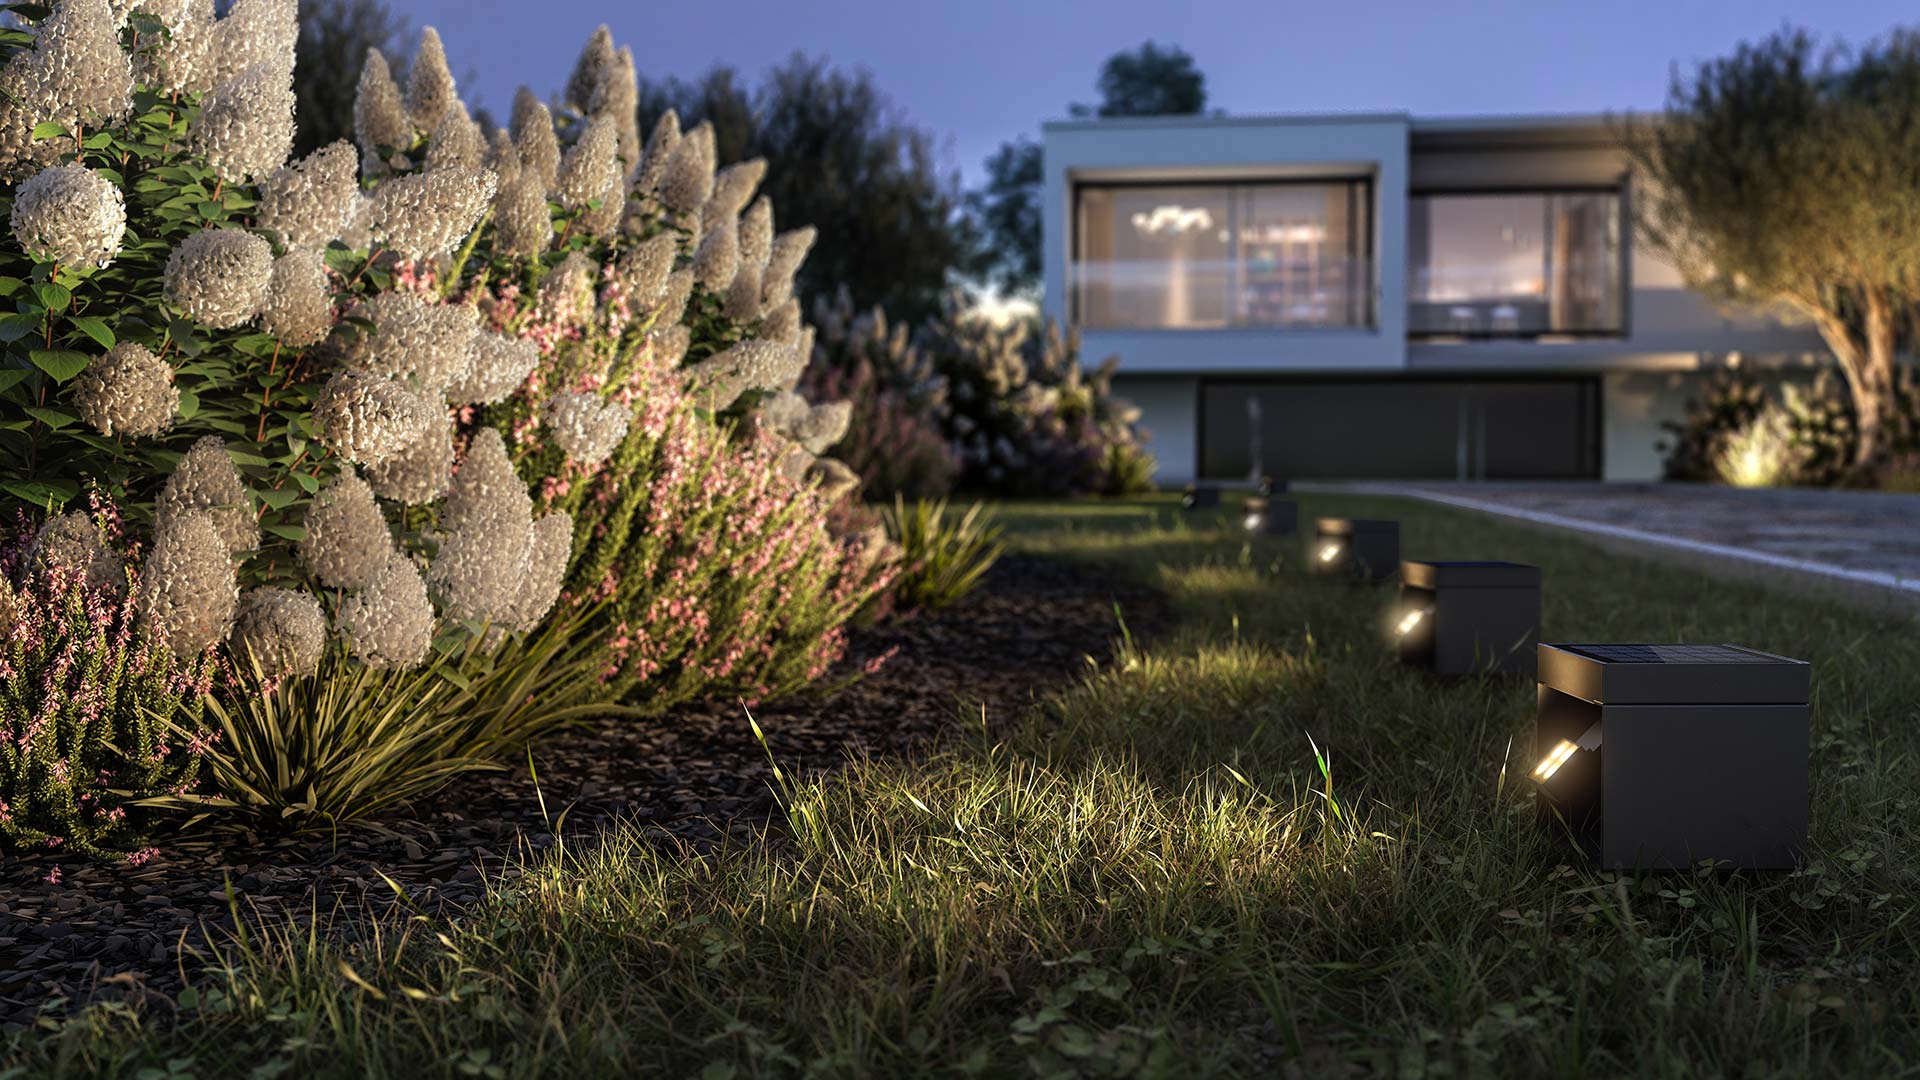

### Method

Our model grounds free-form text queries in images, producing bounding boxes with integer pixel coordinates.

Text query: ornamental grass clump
[0,506,216,856]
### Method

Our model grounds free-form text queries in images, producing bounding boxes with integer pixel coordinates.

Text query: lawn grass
[9,493,1920,1078]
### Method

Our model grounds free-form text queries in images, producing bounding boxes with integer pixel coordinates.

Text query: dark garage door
[1199,378,1600,480]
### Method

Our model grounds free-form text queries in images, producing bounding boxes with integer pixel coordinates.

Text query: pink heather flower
[44,867,61,884]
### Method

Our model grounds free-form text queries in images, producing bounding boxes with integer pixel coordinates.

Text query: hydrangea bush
[807,289,1156,498]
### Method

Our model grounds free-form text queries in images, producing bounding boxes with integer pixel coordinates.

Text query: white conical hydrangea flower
[491,170,552,260]
[564,26,615,114]
[138,510,238,657]
[35,0,135,126]
[369,166,495,260]
[257,249,333,346]
[338,191,375,250]
[576,179,624,239]
[654,268,694,328]
[693,214,739,292]
[760,298,802,345]
[630,109,680,198]
[556,115,619,210]
[738,196,773,271]
[484,125,520,185]
[426,98,485,172]
[538,252,595,331]
[597,47,642,174]
[299,470,391,590]
[704,159,765,228]
[352,292,477,394]
[313,370,432,466]
[157,435,257,554]
[257,141,359,250]
[615,235,676,311]
[427,514,531,625]
[544,392,629,466]
[441,428,530,535]
[404,27,456,131]
[658,121,715,214]
[504,511,572,631]
[795,401,852,455]
[132,0,216,96]
[511,88,560,193]
[193,61,296,182]
[724,264,763,322]
[352,48,412,172]
[229,586,325,679]
[649,324,691,368]
[71,342,177,439]
[338,549,432,669]
[365,409,453,505]
[31,511,125,598]
[165,227,273,328]
[683,340,799,411]
[206,0,297,88]
[761,226,816,310]
[446,330,538,405]
[807,457,861,503]
[11,164,125,267]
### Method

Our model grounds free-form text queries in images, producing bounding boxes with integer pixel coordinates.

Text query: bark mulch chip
[0,554,1164,1026]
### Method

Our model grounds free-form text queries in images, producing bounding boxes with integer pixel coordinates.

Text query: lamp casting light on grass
[1310,518,1398,582]
[1242,495,1298,536]
[1532,643,1810,869]
[1396,561,1541,676]
[1181,485,1221,510]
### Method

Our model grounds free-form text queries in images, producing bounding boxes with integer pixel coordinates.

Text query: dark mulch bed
[0,554,1165,1027]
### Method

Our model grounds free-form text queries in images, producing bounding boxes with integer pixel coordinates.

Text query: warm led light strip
[1533,739,1579,781]
[1318,542,1341,563]
[1395,608,1429,636]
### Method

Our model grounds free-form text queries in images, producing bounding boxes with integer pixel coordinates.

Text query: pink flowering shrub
[801,358,957,502]
[0,509,215,856]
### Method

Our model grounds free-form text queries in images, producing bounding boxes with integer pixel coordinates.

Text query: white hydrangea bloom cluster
[629,110,680,202]
[0,0,134,178]
[298,470,392,590]
[424,429,571,635]
[440,429,528,535]
[426,100,485,172]
[137,509,238,657]
[338,549,433,669]
[353,49,413,174]
[191,60,295,182]
[156,436,258,555]
[164,226,274,328]
[368,165,496,260]
[657,122,716,216]
[257,248,333,346]
[447,331,539,406]
[31,510,126,598]
[683,339,805,411]
[365,410,453,505]
[229,586,326,679]
[10,164,126,267]
[405,28,457,132]
[544,392,630,466]
[312,369,433,466]
[351,291,478,397]
[71,342,177,438]
[257,141,360,250]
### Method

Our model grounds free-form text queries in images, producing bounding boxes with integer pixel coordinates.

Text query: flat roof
[1043,110,1650,145]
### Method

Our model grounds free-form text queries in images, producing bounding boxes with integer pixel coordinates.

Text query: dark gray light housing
[1258,476,1289,496]
[1182,485,1221,510]
[1533,643,1810,870]
[1397,561,1540,676]
[1242,496,1298,536]
[1311,517,1398,581]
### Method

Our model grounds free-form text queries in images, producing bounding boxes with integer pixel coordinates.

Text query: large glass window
[1408,191,1623,337]
[1074,180,1372,330]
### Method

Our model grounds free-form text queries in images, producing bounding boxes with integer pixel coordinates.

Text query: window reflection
[1074,181,1372,330]
[1409,191,1622,337]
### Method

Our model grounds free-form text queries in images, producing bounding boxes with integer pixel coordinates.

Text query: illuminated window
[1408,190,1623,338]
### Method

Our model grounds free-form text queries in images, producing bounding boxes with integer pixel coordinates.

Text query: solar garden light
[1257,475,1288,496]
[1531,643,1810,869]
[1311,517,1398,582]
[1396,561,1540,676]
[1182,485,1221,510]
[1242,494,1298,536]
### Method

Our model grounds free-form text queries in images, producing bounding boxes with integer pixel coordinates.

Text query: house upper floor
[1039,112,1826,373]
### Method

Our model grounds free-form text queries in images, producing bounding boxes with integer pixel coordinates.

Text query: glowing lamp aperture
[1310,518,1398,582]
[1396,561,1541,676]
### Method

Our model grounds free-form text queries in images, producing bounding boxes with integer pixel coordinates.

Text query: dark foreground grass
[8,494,1920,1078]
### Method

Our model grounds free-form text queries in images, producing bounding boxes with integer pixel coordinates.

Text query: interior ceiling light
[1131,205,1214,234]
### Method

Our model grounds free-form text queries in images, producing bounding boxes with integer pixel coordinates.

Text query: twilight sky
[387,0,1910,187]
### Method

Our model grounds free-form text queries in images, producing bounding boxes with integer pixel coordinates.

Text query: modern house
[1039,112,1830,483]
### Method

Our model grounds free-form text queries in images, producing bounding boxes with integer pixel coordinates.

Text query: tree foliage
[971,41,1208,298]
[1628,27,1920,475]
[639,55,973,324]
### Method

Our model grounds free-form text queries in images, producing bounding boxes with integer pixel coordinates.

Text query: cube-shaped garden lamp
[1182,485,1221,510]
[1258,476,1289,497]
[1396,561,1540,676]
[1531,643,1810,870]
[1241,495,1298,536]
[1310,517,1398,581]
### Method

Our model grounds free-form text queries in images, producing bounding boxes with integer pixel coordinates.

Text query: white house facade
[1040,112,1830,483]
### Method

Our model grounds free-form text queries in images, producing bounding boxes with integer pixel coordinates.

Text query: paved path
[1319,481,1920,604]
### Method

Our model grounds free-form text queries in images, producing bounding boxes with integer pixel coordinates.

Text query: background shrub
[1662,367,1920,487]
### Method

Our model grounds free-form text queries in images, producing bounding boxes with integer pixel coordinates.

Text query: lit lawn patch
[11,493,1920,1077]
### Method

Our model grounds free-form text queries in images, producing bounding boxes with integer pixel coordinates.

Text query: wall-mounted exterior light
[1182,485,1221,510]
[1311,518,1398,582]
[1397,561,1540,676]
[1532,643,1810,869]
[1242,495,1298,536]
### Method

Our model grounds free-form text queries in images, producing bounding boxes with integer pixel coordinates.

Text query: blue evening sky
[387,0,1909,187]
